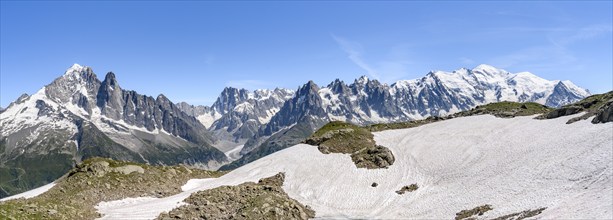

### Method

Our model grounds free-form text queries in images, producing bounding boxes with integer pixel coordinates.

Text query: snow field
[0,183,56,202]
[94,114,612,219]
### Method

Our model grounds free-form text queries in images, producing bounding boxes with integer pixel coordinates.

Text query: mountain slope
[219,81,329,170]
[94,114,611,219]
[0,64,227,198]
[220,65,590,170]
[0,63,591,197]
[0,157,223,219]
[176,87,294,157]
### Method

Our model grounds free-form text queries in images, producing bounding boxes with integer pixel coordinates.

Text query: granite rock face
[0,64,226,198]
[592,99,613,123]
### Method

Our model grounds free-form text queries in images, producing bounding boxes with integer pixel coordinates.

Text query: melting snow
[196,111,222,129]
[95,115,612,219]
[0,182,56,202]
[233,102,254,113]
[0,87,76,136]
[258,107,280,124]
[224,144,244,162]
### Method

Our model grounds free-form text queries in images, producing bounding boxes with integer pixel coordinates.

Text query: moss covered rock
[455,204,493,220]
[539,91,613,124]
[157,173,315,220]
[395,184,419,195]
[304,121,395,169]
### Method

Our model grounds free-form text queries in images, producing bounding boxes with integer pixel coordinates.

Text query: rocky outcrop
[541,106,584,119]
[352,145,395,169]
[490,207,547,220]
[304,121,395,169]
[157,173,315,220]
[74,160,145,177]
[395,184,419,195]
[539,91,613,124]
[592,100,613,123]
[455,204,493,220]
[0,158,223,219]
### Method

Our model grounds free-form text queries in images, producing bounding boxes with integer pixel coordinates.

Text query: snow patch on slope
[224,144,244,162]
[0,87,76,137]
[196,111,222,129]
[561,80,591,97]
[0,182,56,202]
[233,102,254,113]
[95,115,612,219]
[258,107,280,124]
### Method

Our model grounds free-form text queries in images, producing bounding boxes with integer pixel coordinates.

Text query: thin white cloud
[489,24,611,74]
[559,24,612,45]
[203,54,215,65]
[331,34,380,80]
[491,45,576,70]
[331,34,411,83]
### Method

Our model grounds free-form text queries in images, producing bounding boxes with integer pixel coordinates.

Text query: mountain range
[0,63,590,197]
[0,65,226,198]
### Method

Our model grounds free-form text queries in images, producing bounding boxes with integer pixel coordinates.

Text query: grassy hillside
[0,119,228,199]
[367,101,552,132]
[0,158,223,219]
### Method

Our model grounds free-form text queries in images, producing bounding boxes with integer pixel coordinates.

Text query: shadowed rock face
[592,99,613,123]
[0,65,226,198]
[539,91,613,124]
[176,87,295,144]
[542,106,584,119]
[43,66,220,146]
[44,66,214,145]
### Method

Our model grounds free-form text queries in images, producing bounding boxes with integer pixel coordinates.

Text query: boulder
[592,100,613,123]
[112,165,145,175]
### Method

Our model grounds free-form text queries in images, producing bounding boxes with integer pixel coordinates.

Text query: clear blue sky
[1,1,611,107]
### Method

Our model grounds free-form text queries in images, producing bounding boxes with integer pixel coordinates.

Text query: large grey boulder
[592,100,613,123]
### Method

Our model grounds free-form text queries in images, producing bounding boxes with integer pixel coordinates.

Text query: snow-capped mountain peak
[1,65,228,193]
[4,64,218,145]
[560,80,590,97]
[0,63,595,197]
[67,63,85,73]
[59,63,96,83]
[355,75,370,85]
[472,64,509,76]
[182,64,590,152]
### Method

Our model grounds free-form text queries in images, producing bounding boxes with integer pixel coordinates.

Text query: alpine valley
[0,63,592,198]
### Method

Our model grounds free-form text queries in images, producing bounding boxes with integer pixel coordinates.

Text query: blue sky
[1,1,611,107]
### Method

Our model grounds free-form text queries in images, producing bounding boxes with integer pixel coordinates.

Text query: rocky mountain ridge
[0,63,591,196]
[0,64,227,198]
[213,64,591,169]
